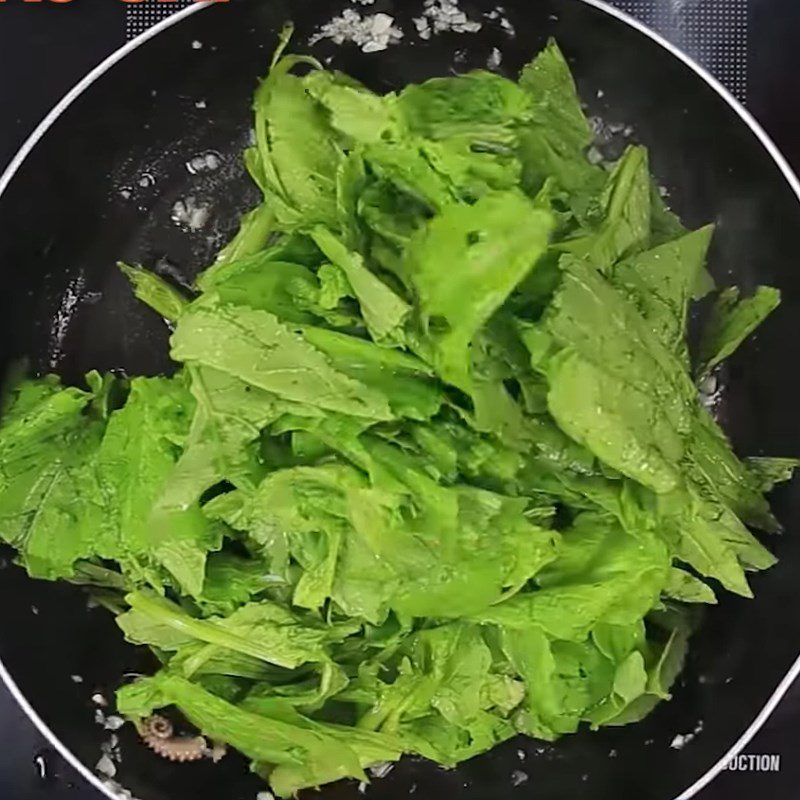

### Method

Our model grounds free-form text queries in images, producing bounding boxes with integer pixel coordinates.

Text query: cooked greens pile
[0,36,795,797]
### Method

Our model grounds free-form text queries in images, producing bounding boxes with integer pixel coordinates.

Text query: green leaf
[212,257,321,324]
[398,70,530,143]
[252,57,342,229]
[118,262,189,322]
[609,226,714,356]
[310,226,410,344]
[543,257,691,493]
[421,135,522,202]
[546,349,683,494]
[613,651,648,703]
[95,377,221,591]
[363,140,455,215]
[121,590,356,669]
[687,406,780,533]
[198,231,321,293]
[663,567,717,604]
[156,366,282,515]
[196,552,279,617]
[171,297,394,421]
[0,380,106,579]
[579,145,652,270]
[305,69,398,146]
[204,202,277,281]
[116,671,403,798]
[403,191,553,388]
[590,609,692,726]
[517,39,604,219]
[474,513,669,640]
[746,457,800,492]
[653,483,774,598]
[502,626,617,739]
[696,285,780,379]
[300,326,443,421]
[650,183,688,247]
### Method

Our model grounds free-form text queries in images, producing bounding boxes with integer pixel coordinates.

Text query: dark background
[1,1,800,798]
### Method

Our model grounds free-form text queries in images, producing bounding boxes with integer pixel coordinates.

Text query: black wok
[0,1,799,799]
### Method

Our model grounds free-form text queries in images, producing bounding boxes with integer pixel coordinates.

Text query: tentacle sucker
[136,714,227,764]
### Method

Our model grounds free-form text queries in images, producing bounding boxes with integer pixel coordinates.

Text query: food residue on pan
[100,778,143,800]
[510,770,529,787]
[311,1,514,48]
[310,9,404,52]
[670,720,705,750]
[484,6,516,36]
[47,272,86,370]
[413,0,483,39]
[171,196,211,231]
[185,151,222,175]
[104,715,126,731]
[96,753,117,780]
[487,47,503,70]
[95,729,122,780]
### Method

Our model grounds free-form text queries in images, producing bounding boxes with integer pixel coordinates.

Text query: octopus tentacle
[137,714,226,764]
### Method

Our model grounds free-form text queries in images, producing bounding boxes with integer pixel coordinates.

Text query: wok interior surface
[0,1,799,798]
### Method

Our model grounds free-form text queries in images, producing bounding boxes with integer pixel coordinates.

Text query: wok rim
[0,2,798,799]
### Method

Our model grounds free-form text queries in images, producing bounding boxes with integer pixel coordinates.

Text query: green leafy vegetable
[0,35,792,800]
[119,262,189,322]
[696,285,781,379]
[610,225,714,357]
[403,190,552,388]
[517,39,605,220]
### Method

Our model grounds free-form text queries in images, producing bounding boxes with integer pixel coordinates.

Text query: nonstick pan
[1,2,799,799]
